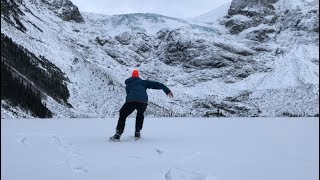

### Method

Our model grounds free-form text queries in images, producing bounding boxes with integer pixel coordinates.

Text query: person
[110,69,173,141]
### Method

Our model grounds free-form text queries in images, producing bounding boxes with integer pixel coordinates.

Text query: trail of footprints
[17,134,212,179]
[128,148,210,180]
[17,134,88,174]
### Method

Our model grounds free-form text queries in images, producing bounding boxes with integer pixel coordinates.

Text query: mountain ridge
[1,0,318,118]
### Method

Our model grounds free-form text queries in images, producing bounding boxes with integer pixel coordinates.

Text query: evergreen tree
[1,33,70,108]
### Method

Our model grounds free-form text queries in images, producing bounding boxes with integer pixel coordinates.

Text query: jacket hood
[125,77,140,84]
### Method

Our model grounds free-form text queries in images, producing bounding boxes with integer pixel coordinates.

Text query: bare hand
[167,91,173,98]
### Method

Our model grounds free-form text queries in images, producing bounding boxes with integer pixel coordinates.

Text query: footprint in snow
[50,135,89,173]
[155,148,165,155]
[17,134,89,174]
[165,167,208,180]
[16,133,30,145]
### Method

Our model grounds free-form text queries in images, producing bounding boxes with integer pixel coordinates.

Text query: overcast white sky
[70,0,232,19]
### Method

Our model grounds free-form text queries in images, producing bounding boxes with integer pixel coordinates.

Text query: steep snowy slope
[187,2,231,26]
[221,0,319,116]
[1,0,318,118]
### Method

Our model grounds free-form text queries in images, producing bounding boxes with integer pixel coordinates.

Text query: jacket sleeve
[145,80,171,94]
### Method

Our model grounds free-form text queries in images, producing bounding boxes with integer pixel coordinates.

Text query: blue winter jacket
[125,77,171,103]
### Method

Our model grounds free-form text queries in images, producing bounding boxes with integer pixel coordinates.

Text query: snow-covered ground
[1,117,319,180]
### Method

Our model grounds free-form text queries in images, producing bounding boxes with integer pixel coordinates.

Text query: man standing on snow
[110,69,173,141]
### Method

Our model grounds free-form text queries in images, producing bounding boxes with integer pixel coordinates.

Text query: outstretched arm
[145,80,173,97]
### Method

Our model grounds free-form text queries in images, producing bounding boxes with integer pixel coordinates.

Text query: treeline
[1,33,71,106]
[1,60,52,118]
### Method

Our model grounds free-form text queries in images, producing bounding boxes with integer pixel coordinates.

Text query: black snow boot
[134,131,141,139]
[110,132,121,141]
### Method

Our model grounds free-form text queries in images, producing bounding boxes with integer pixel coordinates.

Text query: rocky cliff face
[228,0,279,16]
[223,0,279,34]
[155,28,270,82]
[2,0,84,24]
[223,0,319,39]
[40,0,84,22]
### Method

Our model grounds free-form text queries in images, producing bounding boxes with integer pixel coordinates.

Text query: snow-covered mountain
[1,0,319,118]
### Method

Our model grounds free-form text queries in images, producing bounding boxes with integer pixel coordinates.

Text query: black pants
[116,102,148,134]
